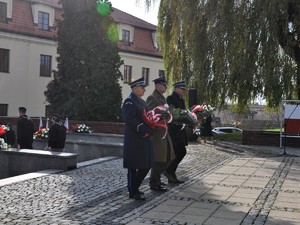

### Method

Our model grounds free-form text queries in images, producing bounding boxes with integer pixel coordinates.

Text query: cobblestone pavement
[0,142,299,225]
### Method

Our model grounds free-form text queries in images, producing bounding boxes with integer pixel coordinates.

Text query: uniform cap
[152,76,167,85]
[174,81,186,89]
[129,77,146,88]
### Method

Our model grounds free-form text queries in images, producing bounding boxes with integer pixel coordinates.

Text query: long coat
[17,115,34,147]
[146,89,175,163]
[48,122,67,149]
[167,91,188,146]
[122,92,153,169]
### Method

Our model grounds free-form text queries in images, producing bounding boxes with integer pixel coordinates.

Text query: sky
[109,0,159,25]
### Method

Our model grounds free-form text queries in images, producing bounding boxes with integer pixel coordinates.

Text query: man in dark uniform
[122,77,153,200]
[47,114,67,152]
[17,107,34,149]
[164,81,187,183]
[146,76,175,191]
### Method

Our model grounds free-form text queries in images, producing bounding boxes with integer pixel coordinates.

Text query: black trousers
[165,128,187,176]
[127,168,149,195]
[165,143,186,176]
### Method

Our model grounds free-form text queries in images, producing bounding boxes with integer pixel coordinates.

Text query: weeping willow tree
[144,0,300,111]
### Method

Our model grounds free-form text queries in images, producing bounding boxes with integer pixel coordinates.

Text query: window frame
[45,105,51,117]
[0,104,8,116]
[123,65,132,84]
[38,11,49,31]
[142,67,150,86]
[0,48,9,73]
[122,29,130,44]
[158,70,165,77]
[40,54,52,77]
[0,1,7,23]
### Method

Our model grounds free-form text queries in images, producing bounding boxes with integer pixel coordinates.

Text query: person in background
[199,102,215,144]
[146,76,175,192]
[164,81,187,184]
[122,77,153,201]
[200,114,214,143]
[47,114,67,152]
[17,107,34,149]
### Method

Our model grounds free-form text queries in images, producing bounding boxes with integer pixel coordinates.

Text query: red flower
[0,126,6,136]
[142,106,173,139]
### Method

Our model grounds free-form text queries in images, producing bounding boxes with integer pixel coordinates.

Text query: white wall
[119,51,164,101]
[0,32,165,117]
[0,32,57,117]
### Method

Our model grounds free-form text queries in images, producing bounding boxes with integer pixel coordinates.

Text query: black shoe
[129,193,146,200]
[168,178,185,184]
[150,186,168,192]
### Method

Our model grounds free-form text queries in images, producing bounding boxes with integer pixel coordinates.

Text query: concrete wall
[0,153,8,178]
[0,149,77,179]
[242,130,300,148]
[33,132,124,162]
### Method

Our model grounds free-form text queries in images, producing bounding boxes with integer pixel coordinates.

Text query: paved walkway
[0,142,299,225]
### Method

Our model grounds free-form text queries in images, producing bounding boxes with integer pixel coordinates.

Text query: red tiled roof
[111,8,161,58]
[117,28,162,58]
[0,1,161,57]
[111,7,157,31]
[0,0,61,39]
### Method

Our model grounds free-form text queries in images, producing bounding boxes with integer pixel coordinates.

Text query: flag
[46,118,49,129]
[39,117,43,129]
[64,117,69,130]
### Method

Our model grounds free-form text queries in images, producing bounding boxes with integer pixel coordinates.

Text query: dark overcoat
[167,91,188,146]
[122,92,153,169]
[200,116,213,137]
[48,123,67,148]
[146,90,175,163]
[17,115,34,147]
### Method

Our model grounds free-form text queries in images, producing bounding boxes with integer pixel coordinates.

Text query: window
[159,70,165,77]
[32,4,54,28]
[38,11,49,30]
[122,29,130,44]
[152,31,158,48]
[0,2,7,23]
[142,67,149,85]
[118,24,134,43]
[0,48,9,73]
[40,55,52,77]
[45,105,51,117]
[0,104,8,116]
[123,65,132,83]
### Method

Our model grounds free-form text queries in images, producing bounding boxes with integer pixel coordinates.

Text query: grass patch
[213,133,242,142]
[263,128,282,132]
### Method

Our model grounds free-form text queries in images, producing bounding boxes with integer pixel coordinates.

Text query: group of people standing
[2,107,67,152]
[122,76,188,200]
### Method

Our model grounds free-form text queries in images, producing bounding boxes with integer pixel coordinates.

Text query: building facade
[0,0,164,117]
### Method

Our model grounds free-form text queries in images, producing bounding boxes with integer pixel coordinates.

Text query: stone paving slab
[0,141,299,225]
